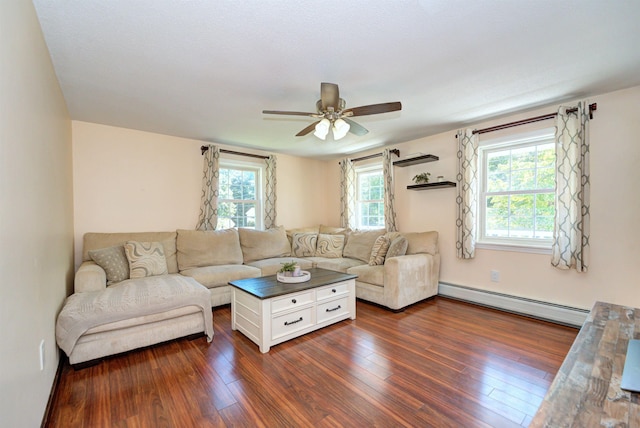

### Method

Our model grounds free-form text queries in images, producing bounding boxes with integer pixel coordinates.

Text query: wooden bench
[531,301,640,426]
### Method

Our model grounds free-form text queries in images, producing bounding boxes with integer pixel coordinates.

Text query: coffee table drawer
[317,282,350,301]
[317,296,350,323]
[272,307,314,340]
[271,290,314,314]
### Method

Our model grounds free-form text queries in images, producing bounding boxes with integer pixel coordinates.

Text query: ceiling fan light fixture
[313,118,331,140]
[263,83,401,140]
[332,118,350,140]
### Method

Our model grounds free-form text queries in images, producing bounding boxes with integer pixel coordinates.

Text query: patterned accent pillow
[124,241,168,279]
[369,236,391,266]
[88,245,130,285]
[386,236,409,259]
[291,233,317,257]
[315,234,345,258]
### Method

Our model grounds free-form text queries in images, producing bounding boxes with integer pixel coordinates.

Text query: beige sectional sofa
[58,225,439,364]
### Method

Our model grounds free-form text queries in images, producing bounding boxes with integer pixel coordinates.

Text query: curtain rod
[457,103,597,137]
[200,146,269,160]
[344,148,400,164]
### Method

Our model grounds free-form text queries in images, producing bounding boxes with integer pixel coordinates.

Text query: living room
[3,1,640,426]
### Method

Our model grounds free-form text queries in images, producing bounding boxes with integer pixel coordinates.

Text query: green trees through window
[218,167,259,229]
[482,141,555,242]
[357,169,384,229]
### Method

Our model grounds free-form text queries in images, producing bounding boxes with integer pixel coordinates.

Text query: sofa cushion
[386,236,409,259]
[239,226,291,263]
[176,228,243,270]
[342,229,386,263]
[83,231,178,274]
[308,257,366,273]
[404,231,439,255]
[369,236,391,266]
[180,264,261,288]
[315,233,345,258]
[291,233,317,257]
[347,264,384,286]
[124,241,169,279]
[246,257,313,276]
[88,245,130,285]
[319,225,349,234]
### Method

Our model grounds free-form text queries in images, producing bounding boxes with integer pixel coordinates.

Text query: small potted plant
[413,172,431,184]
[279,261,299,277]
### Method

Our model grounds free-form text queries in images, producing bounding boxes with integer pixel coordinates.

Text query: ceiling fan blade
[343,118,368,136]
[320,82,340,110]
[344,102,402,117]
[296,120,321,136]
[262,110,317,117]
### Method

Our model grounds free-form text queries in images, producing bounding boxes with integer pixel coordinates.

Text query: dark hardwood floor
[46,297,577,427]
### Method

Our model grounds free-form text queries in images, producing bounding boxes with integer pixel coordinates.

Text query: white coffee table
[229,268,357,353]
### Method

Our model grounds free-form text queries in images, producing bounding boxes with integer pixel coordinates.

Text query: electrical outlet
[39,340,45,371]
[490,270,500,282]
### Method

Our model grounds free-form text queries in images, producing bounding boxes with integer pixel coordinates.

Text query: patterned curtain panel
[340,157,356,229]
[195,145,220,230]
[552,102,590,272]
[456,129,479,259]
[264,155,277,229]
[382,149,398,232]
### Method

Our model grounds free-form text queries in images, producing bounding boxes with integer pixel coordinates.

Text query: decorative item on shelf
[412,172,431,184]
[277,261,311,283]
[437,175,444,182]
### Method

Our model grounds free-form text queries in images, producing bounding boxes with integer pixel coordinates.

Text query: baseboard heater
[438,282,589,328]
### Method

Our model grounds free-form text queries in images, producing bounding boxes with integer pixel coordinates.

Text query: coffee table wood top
[229,268,357,299]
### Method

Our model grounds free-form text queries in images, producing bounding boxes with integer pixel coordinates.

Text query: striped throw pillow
[315,234,345,258]
[369,236,391,266]
[124,241,168,279]
[292,233,318,257]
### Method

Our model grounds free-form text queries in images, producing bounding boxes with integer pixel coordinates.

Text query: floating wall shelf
[393,154,439,167]
[407,181,457,190]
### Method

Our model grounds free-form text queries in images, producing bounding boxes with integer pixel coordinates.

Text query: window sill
[476,241,551,255]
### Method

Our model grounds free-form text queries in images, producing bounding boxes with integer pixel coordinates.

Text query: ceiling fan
[262,82,402,140]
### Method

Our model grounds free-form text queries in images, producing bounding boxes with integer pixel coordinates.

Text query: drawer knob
[291,298,297,304]
[284,317,303,326]
[332,288,336,293]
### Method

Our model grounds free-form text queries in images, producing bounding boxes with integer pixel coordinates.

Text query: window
[356,166,384,229]
[478,130,555,249]
[217,162,263,229]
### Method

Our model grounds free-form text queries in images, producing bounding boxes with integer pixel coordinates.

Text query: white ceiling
[33,0,640,160]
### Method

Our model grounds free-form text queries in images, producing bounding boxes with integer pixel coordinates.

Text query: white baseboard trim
[438,282,588,327]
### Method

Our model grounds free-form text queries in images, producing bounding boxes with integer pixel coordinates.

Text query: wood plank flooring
[46,297,577,427]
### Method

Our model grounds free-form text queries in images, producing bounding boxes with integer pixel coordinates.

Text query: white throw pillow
[291,232,318,257]
[124,241,168,279]
[315,234,345,258]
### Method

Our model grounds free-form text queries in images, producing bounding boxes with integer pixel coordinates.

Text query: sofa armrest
[75,261,107,293]
[383,253,440,310]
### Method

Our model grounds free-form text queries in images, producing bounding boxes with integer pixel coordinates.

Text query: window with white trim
[478,130,555,249]
[356,165,384,229]
[217,161,264,229]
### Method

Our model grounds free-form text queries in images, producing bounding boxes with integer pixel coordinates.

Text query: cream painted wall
[370,85,640,310]
[72,122,333,268]
[70,84,640,322]
[0,1,74,426]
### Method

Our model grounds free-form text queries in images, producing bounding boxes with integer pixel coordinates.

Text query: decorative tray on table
[276,271,311,283]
